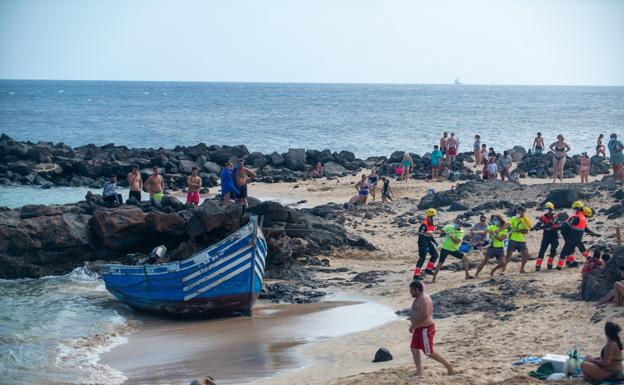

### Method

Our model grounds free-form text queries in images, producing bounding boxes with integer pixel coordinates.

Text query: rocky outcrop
[0,198,374,279]
[580,248,623,301]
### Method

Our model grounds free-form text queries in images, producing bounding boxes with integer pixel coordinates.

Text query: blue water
[1,80,623,158]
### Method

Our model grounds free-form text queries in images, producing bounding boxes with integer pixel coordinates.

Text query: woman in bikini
[549,134,571,183]
[579,152,590,183]
[355,174,370,205]
[596,134,606,157]
[581,321,623,382]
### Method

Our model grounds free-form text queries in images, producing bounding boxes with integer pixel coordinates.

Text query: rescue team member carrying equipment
[431,218,474,283]
[413,208,439,281]
[532,202,560,271]
[557,201,586,269]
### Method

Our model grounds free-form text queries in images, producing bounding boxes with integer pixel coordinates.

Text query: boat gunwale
[100,216,260,276]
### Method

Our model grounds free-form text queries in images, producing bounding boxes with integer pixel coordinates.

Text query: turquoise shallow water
[2,80,623,158]
[0,186,129,208]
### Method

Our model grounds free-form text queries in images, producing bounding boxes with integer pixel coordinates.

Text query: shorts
[238,184,248,198]
[535,146,543,155]
[507,240,528,252]
[129,190,141,201]
[486,247,505,260]
[431,164,442,171]
[439,248,464,264]
[410,324,436,354]
[150,192,164,202]
[186,191,200,205]
[447,147,457,156]
[359,190,369,196]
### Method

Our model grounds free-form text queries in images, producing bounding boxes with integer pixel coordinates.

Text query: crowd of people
[411,199,604,283]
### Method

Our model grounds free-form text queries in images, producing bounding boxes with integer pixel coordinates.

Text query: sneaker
[556,266,562,271]
[535,266,541,272]
[412,275,423,282]
[547,265,553,270]
[568,261,579,268]
[424,269,434,276]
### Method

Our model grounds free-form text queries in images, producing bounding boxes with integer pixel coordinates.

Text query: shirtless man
[127,165,143,201]
[234,159,256,207]
[186,166,202,206]
[439,132,449,159]
[447,133,459,162]
[409,280,454,376]
[145,166,165,207]
[533,132,545,154]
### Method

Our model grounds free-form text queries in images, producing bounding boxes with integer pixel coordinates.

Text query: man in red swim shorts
[186,167,202,206]
[409,280,454,376]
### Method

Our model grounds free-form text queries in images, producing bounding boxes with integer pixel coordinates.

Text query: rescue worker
[532,202,560,271]
[556,201,586,269]
[413,208,439,281]
[576,207,601,257]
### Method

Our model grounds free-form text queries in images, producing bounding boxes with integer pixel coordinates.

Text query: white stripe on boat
[182,244,253,283]
[183,252,252,292]
[183,264,252,301]
[254,266,263,283]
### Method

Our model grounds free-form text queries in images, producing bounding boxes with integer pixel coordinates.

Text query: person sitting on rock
[102,174,123,207]
[596,265,624,307]
[431,218,473,282]
[309,161,324,178]
[582,249,604,278]
[580,321,622,382]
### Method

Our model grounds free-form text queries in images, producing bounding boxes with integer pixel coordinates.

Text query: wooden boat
[100,216,267,317]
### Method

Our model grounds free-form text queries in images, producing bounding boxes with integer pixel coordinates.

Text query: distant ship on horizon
[454,78,463,85]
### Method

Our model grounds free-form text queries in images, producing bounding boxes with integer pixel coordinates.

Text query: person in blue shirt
[431,145,444,180]
[220,162,239,207]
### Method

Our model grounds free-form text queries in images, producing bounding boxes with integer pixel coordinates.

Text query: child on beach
[380,177,393,203]
[409,280,454,377]
[580,152,590,183]
[486,158,498,180]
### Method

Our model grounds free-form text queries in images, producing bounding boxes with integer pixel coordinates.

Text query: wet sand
[101,294,396,385]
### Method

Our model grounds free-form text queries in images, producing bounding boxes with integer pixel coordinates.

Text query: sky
[0,0,623,85]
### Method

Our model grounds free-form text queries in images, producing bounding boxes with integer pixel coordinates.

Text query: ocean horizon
[1,80,622,158]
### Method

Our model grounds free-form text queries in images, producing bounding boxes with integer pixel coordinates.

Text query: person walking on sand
[491,206,532,276]
[220,162,239,207]
[186,166,202,206]
[533,132,545,154]
[413,208,440,281]
[127,165,143,201]
[608,133,624,181]
[556,201,586,270]
[431,145,444,180]
[380,177,394,203]
[532,202,560,271]
[408,280,454,377]
[447,133,459,162]
[596,134,606,157]
[580,152,590,183]
[355,174,370,205]
[475,215,508,278]
[580,321,622,382]
[431,218,473,282]
[234,159,256,207]
[473,135,481,168]
[367,169,380,201]
[549,134,571,183]
[145,166,165,208]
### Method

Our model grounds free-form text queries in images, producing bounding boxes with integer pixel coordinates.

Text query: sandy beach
[104,167,623,385]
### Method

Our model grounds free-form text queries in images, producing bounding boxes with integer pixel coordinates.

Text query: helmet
[583,207,593,218]
[571,201,583,209]
[425,208,437,217]
[545,202,555,210]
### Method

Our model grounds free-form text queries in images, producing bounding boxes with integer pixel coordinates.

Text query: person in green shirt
[475,214,509,278]
[491,206,532,276]
[431,218,474,282]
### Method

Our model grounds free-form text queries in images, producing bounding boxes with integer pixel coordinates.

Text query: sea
[1,80,623,158]
[1,80,623,384]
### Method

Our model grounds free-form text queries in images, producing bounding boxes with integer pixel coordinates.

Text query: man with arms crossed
[235,159,257,207]
[127,165,143,201]
[409,280,454,376]
[145,166,165,207]
[186,167,202,206]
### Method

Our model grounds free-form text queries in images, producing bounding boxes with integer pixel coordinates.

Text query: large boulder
[202,161,222,175]
[7,161,33,175]
[210,145,249,164]
[284,149,307,171]
[506,146,527,162]
[178,159,199,174]
[323,161,349,178]
[248,201,298,225]
[417,190,457,209]
[32,163,63,177]
[580,249,623,301]
[90,206,148,250]
[268,152,284,167]
[542,188,585,209]
[145,211,186,235]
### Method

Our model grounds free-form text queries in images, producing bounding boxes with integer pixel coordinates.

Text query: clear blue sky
[1,0,623,85]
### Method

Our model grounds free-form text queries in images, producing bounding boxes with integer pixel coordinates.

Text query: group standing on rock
[411,200,602,283]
